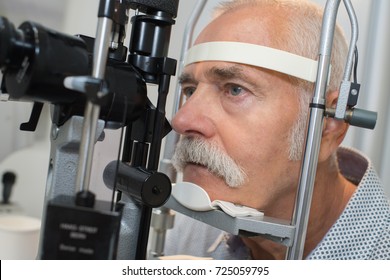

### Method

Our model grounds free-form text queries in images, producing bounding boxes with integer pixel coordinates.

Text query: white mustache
[172,136,247,188]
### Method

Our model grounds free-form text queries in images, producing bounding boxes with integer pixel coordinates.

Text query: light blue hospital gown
[164,147,390,259]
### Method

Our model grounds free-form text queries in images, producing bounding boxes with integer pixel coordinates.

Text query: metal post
[75,11,113,194]
[148,0,208,259]
[287,0,341,260]
[159,0,208,179]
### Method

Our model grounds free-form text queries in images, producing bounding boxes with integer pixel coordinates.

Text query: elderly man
[164,0,390,259]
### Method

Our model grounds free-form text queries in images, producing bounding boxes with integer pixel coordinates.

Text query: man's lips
[186,162,205,167]
[183,163,225,184]
[183,162,212,176]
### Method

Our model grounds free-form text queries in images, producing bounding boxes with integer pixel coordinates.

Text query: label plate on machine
[41,195,123,260]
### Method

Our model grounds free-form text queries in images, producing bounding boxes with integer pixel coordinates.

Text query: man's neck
[302,161,356,257]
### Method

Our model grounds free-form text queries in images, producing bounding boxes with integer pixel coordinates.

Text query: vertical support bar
[159,0,208,181]
[335,0,359,120]
[342,0,359,82]
[149,0,207,259]
[75,1,114,194]
[287,0,341,260]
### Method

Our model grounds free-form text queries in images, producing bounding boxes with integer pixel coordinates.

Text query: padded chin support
[184,41,320,83]
[171,182,264,218]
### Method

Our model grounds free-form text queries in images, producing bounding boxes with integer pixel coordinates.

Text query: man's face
[172,7,304,215]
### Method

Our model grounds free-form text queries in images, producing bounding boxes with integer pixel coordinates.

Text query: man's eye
[228,85,243,96]
[182,86,196,98]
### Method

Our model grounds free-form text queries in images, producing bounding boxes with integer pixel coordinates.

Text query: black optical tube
[98,0,116,19]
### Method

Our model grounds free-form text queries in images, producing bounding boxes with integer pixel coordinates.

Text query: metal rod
[172,0,208,115]
[136,75,171,260]
[286,0,341,260]
[334,0,360,119]
[342,0,359,81]
[75,16,113,193]
[151,0,208,259]
[159,0,207,180]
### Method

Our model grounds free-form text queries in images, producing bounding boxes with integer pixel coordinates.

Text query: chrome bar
[335,0,359,119]
[342,0,359,81]
[75,16,113,193]
[172,0,208,116]
[287,0,342,260]
[151,0,208,260]
[159,0,208,181]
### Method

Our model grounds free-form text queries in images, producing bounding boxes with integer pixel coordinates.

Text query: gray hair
[172,136,248,188]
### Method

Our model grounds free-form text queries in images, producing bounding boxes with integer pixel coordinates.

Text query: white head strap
[184,41,319,83]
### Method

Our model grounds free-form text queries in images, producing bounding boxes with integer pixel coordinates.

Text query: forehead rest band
[184,41,325,83]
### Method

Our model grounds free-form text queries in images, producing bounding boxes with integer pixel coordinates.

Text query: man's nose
[171,88,216,138]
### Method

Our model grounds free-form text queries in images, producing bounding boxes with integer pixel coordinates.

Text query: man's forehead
[195,4,279,46]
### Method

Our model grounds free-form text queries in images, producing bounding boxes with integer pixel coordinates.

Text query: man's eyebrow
[206,65,245,81]
[178,72,195,84]
[178,65,246,84]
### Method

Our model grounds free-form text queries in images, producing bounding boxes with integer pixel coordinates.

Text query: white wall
[0,0,389,216]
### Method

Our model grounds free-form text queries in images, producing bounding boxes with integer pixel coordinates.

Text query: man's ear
[318,91,349,162]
